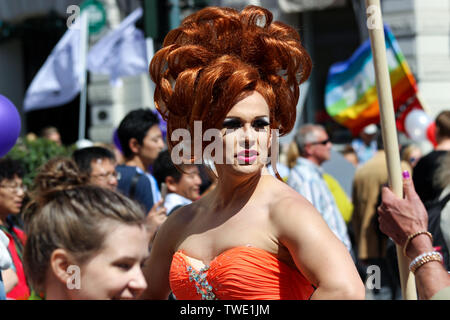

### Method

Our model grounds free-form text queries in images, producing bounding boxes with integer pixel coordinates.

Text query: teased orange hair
[150,5,312,153]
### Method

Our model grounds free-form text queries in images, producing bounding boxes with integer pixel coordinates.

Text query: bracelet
[403,231,433,257]
[409,251,443,274]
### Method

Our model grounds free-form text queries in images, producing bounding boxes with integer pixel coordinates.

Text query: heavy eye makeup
[252,117,270,131]
[222,116,270,131]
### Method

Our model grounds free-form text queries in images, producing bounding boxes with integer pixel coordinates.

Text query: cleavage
[184,255,210,272]
[180,244,255,271]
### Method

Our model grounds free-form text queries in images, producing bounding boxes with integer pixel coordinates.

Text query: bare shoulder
[266,178,315,219]
[166,201,198,226]
[154,201,198,251]
[265,179,328,238]
[165,200,200,228]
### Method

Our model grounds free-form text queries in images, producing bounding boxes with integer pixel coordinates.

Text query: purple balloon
[0,95,21,158]
[113,128,123,153]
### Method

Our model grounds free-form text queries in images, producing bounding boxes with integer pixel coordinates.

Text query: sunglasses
[308,139,331,146]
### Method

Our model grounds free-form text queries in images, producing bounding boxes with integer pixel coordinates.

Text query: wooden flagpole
[364,0,417,300]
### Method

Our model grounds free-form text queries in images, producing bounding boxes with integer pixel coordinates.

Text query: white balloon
[404,109,432,142]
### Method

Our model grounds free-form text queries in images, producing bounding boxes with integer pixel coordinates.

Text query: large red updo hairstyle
[150,5,312,154]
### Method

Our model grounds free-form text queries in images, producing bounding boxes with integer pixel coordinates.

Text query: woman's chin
[215,158,267,177]
[230,161,265,176]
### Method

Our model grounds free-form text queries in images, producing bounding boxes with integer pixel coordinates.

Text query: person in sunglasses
[287,124,352,252]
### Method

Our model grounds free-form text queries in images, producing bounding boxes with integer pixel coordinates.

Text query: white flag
[24,13,88,112]
[88,7,150,84]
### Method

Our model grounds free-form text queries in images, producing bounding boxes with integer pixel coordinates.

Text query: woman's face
[0,175,25,217]
[70,223,150,300]
[217,91,271,176]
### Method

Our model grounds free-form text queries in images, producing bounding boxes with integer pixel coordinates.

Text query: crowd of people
[0,5,449,300]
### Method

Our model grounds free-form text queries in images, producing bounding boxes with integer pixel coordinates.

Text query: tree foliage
[7,137,75,188]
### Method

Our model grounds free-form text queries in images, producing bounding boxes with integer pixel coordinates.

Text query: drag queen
[141,5,364,300]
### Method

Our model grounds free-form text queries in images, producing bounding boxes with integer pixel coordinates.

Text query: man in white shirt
[287,124,352,252]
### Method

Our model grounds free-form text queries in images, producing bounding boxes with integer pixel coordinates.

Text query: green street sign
[80,0,107,34]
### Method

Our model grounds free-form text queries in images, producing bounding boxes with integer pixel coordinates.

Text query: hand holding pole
[364,0,417,300]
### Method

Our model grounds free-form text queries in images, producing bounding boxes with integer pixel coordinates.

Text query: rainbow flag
[325,25,420,135]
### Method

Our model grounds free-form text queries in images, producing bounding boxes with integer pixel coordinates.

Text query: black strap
[168,204,184,215]
[129,171,143,199]
[440,192,450,208]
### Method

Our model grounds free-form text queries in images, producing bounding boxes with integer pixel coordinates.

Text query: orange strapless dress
[169,246,315,300]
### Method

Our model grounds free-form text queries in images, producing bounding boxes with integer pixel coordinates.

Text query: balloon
[0,95,21,157]
[113,129,123,153]
[426,121,437,147]
[404,109,432,142]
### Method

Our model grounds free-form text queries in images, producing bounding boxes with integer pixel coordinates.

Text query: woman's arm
[270,194,365,300]
[1,268,18,293]
[378,173,450,300]
[405,236,450,300]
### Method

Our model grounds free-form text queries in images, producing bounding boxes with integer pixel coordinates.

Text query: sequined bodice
[169,246,315,300]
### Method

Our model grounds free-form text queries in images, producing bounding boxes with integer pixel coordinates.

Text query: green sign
[80,0,107,34]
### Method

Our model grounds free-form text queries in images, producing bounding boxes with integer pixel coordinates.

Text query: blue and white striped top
[287,157,352,251]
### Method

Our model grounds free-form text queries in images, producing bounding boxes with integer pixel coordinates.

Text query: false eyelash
[222,119,242,129]
[252,119,270,128]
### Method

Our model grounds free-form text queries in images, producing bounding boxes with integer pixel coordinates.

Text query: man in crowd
[73,146,119,191]
[287,124,352,252]
[413,110,450,205]
[351,124,378,165]
[351,132,411,299]
[153,150,202,215]
[116,109,165,213]
[40,126,62,146]
[73,144,167,246]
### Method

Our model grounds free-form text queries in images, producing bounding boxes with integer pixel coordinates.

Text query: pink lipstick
[237,150,258,163]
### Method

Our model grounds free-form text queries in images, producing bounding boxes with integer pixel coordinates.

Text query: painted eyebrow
[253,116,270,122]
[223,115,269,121]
